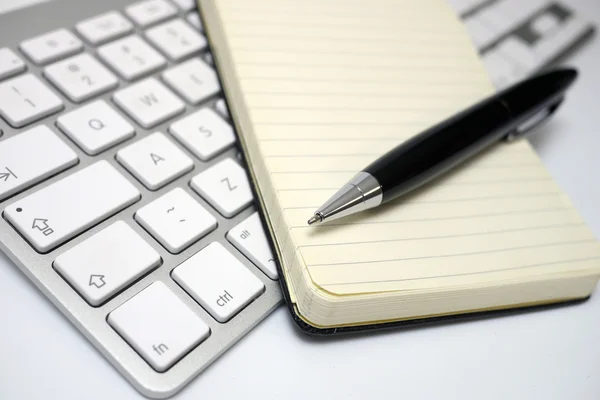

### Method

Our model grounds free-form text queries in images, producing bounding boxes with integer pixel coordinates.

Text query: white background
[1,0,599,399]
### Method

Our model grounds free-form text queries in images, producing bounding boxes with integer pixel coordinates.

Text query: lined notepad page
[206,0,600,304]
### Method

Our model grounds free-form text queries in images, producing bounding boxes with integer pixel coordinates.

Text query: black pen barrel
[365,68,577,203]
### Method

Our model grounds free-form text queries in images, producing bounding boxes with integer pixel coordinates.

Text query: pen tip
[307,214,322,225]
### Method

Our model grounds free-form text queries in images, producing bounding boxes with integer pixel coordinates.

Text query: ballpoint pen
[308,68,578,225]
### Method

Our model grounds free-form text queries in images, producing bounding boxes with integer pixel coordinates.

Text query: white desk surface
[1,1,599,399]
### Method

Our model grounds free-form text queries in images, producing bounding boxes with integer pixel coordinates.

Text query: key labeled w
[139,92,159,106]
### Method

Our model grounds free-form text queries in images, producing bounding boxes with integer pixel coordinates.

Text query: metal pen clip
[504,96,565,141]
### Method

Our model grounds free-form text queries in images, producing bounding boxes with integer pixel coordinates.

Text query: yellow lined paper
[200,0,600,327]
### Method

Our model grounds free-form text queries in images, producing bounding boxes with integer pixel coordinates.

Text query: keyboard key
[202,52,213,66]
[190,158,253,218]
[117,132,193,190]
[0,48,26,80]
[162,59,220,105]
[215,98,229,119]
[475,0,547,49]
[186,12,203,31]
[495,37,539,71]
[4,161,140,253]
[56,100,134,155]
[531,12,561,36]
[97,36,166,81]
[533,17,589,63]
[44,54,118,102]
[113,77,184,128]
[463,17,496,49]
[172,242,265,322]
[0,74,63,127]
[146,19,207,62]
[0,125,78,202]
[172,0,195,12]
[76,11,134,45]
[169,108,235,161]
[54,221,161,306]
[125,0,177,28]
[227,212,278,279]
[20,29,83,65]
[108,282,210,372]
[136,188,217,253]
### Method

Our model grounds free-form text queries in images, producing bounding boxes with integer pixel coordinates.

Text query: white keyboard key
[76,11,134,45]
[162,59,220,105]
[4,161,140,253]
[136,188,217,253]
[191,158,253,218]
[20,29,83,65]
[170,108,235,161]
[125,0,177,27]
[203,52,214,66]
[97,36,166,81]
[146,19,207,62]
[449,0,486,15]
[0,48,26,80]
[215,98,229,119]
[186,12,203,31]
[476,0,546,47]
[531,13,561,36]
[113,77,184,128]
[172,0,195,12]
[54,221,161,306]
[173,242,264,322]
[534,17,589,63]
[0,74,63,127]
[108,282,210,372]
[227,212,278,279]
[44,54,118,102]
[56,100,134,155]
[463,17,497,49]
[117,132,193,190]
[496,37,539,71]
[0,125,78,202]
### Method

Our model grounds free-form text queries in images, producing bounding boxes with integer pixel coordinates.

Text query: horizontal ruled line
[249,105,455,111]
[275,178,553,190]
[287,207,572,228]
[223,19,468,30]
[269,164,541,172]
[297,222,583,247]
[282,192,564,209]
[319,256,600,286]
[236,61,485,70]
[254,122,431,126]
[227,33,466,43]
[305,239,597,267]
[232,47,474,56]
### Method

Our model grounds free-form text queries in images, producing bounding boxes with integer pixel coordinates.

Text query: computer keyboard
[450,0,595,88]
[0,0,281,397]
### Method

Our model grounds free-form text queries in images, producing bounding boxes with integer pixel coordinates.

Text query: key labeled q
[88,118,105,130]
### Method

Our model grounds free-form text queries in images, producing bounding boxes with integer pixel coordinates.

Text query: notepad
[199,0,600,330]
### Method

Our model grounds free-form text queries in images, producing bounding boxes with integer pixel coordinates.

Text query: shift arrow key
[4,161,140,253]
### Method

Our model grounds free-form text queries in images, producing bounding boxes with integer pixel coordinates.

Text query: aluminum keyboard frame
[0,0,282,397]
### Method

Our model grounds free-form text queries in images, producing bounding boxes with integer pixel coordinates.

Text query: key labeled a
[117,132,193,190]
